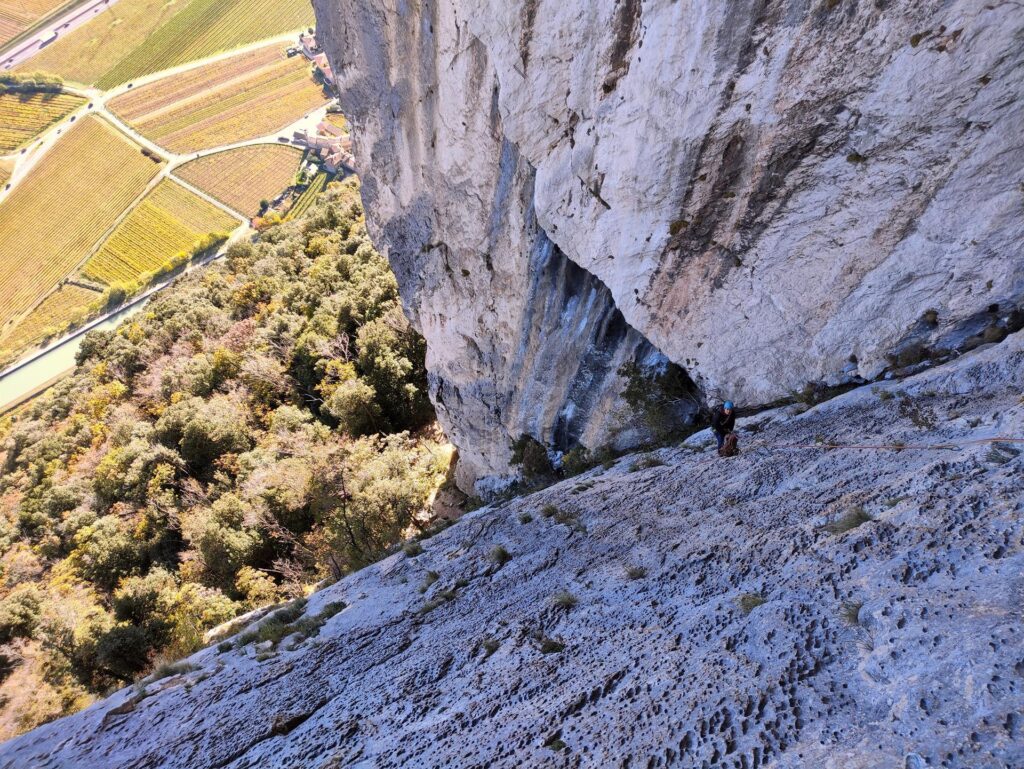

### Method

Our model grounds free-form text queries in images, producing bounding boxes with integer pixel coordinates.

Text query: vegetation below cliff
[0,178,450,737]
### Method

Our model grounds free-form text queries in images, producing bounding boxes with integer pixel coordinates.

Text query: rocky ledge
[2,332,1022,768]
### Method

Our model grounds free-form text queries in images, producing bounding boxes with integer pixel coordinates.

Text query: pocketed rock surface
[2,334,1022,768]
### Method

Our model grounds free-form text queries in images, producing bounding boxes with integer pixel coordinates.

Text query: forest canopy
[0,178,451,736]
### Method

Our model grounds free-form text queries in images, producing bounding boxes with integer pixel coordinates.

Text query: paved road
[0,0,121,71]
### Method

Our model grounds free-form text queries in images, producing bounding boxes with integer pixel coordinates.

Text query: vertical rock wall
[315,0,1024,491]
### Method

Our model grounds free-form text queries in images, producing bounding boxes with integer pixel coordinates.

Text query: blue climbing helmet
[723,401,734,410]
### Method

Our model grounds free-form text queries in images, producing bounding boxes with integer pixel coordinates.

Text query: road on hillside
[1,0,121,70]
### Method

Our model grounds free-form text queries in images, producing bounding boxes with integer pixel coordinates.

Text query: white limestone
[314,0,1024,489]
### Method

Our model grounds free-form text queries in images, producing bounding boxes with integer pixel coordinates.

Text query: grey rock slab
[1,331,1022,768]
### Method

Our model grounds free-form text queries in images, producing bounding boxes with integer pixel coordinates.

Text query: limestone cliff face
[314,0,1024,490]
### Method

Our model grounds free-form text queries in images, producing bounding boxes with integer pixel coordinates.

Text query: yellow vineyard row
[0,116,162,330]
[174,145,301,217]
[111,53,327,154]
[83,178,237,285]
[0,284,98,359]
[0,92,85,152]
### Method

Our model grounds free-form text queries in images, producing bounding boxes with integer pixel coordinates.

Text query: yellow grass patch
[0,116,162,330]
[83,178,237,285]
[0,283,99,356]
[174,144,300,216]
[109,45,327,153]
[324,112,349,133]
[0,91,85,152]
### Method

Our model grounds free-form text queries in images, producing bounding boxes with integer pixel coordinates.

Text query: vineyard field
[0,158,12,188]
[109,46,327,153]
[174,144,300,216]
[0,0,70,48]
[12,0,196,86]
[107,44,282,118]
[0,92,85,152]
[97,0,313,89]
[0,116,161,331]
[286,171,330,221]
[0,284,98,359]
[83,178,237,285]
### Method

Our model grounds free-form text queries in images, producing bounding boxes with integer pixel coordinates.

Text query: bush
[488,546,512,566]
[737,593,766,615]
[149,660,198,682]
[402,541,424,557]
[0,585,42,644]
[96,625,152,681]
[510,435,554,482]
[561,446,594,477]
[551,591,578,609]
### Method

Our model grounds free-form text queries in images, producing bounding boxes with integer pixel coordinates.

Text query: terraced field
[174,144,300,216]
[109,45,327,152]
[0,116,161,330]
[0,92,85,152]
[0,283,98,358]
[0,0,70,48]
[96,0,313,89]
[83,178,237,284]
[12,0,192,86]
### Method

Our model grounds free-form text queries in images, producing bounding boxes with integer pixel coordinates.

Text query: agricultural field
[0,157,12,188]
[12,0,192,86]
[96,0,314,89]
[0,283,98,359]
[0,0,70,48]
[83,178,237,285]
[0,91,85,152]
[0,115,161,331]
[108,45,328,153]
[174,144,300,216]
[286,170,330,221]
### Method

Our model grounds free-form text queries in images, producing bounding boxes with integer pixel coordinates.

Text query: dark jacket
[710,406,735,434]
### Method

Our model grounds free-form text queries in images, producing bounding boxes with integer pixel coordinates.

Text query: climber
[710,401,737,456]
